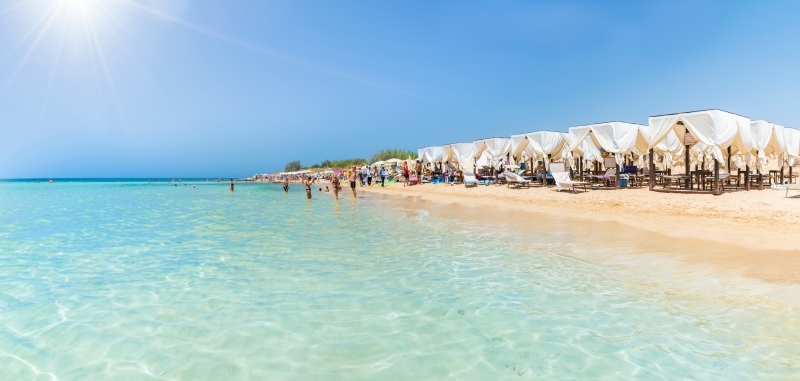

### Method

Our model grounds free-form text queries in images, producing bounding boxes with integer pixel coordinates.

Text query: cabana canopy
[442,142,476,172]
[473,137,511,169]
[569,122,648,165]
[510,133,542,163]
[647,109,752,162]
[421,146,444,167]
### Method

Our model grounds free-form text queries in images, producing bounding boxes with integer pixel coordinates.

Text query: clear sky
[2,0,799,178]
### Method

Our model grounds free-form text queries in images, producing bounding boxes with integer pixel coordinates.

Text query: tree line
[283,148,418,172]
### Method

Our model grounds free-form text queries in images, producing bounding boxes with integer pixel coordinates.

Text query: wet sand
[361,182,800,299]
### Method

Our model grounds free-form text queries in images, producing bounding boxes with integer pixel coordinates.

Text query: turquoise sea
[0,180,798,380]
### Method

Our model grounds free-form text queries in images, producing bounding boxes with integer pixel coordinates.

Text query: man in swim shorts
[304,176,312,199]
[283,177,289,192]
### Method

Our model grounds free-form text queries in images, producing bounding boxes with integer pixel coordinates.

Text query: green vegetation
[283,148,415,172]
[368,149,417,164]
[284,160,302,172]
[303,158,367,170]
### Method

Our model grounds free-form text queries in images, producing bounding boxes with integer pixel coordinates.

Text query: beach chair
[503,170,531,188]
[781,183,800,198]
[551,172,589,193]
[549,163,589,193]
[463,173,479,188]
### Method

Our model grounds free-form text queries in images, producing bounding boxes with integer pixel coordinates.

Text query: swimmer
[304,176,312,199]
[283,177,289,192]
[229,179,234,192]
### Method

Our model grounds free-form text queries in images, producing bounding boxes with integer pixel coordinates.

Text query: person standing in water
[330,173,341,200]
[304,176,312,199]
[229,179,234,192]
[283,177,289,192]
[349,167,358,198]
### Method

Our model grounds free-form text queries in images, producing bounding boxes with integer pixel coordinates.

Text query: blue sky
[1,0,799,178]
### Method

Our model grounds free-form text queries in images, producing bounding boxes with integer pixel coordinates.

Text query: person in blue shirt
[379,166,388,187]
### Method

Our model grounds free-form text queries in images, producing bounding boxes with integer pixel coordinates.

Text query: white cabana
[443,142,477,172]
[421,146,444,168]
[569,122,648,166]
[510,133,542,164]
[529,131,569,166]
[647,109,752,163]
[473,137,512,170]
[646,109,752,193]
[749,120,785,173]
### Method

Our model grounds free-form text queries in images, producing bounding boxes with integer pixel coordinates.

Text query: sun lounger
[463,173,479,188]
[503,170,531,188]
[552,171,590,193]
[782,183,800,198]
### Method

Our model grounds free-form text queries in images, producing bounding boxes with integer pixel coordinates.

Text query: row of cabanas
[417,109,800,194]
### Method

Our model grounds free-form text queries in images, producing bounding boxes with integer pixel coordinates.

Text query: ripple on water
[0,181,798,380]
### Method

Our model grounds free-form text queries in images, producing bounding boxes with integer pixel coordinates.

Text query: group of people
[273,160,439,200]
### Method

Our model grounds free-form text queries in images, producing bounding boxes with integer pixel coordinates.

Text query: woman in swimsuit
[304,176,312,199]
[330,174,341,200]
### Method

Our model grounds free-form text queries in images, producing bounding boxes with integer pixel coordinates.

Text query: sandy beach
[362,182,800,290]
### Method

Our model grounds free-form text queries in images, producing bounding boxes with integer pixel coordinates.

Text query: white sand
[361,182,800,286]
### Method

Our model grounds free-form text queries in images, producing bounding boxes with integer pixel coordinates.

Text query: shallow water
[0,181,798,380]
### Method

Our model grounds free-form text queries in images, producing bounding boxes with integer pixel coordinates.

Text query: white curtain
[529,131,567,165]
[749,121,782,173]
[784,128,800,166]
[447,142,476,173]
[650,110,752,163]
[474,138,512,169]
[510,133,541,163]
[654,130,684,170]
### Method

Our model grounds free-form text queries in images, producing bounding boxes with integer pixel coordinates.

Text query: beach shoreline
[360,182,800,295]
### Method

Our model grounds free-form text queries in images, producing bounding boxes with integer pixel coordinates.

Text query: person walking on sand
[379,166,387,187]
[283,177,289,192]
[229,179,234,192]
[366,167,373,186]
[304,176,312,199]
[330,173,341,200]
[349,167,358,198]
[402,162,410,187]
